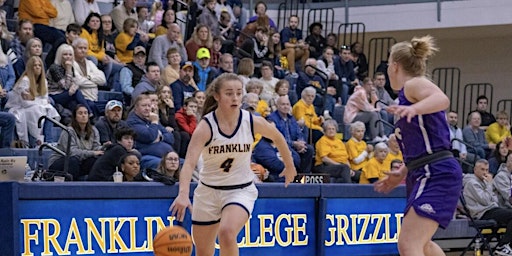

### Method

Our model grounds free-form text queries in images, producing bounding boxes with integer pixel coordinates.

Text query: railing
[462,83,493,125]
[432,67,461,113]
[367,37,396,78]
[36,116,71,180]
[496,99,512,115]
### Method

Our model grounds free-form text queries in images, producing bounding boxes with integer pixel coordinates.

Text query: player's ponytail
[390,35,438,77]
[202,73,243,116]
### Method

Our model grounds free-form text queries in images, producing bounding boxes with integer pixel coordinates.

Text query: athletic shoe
[494,244,512,256]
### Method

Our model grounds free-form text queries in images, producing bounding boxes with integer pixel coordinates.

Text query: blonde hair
[350,121,365,133]
[188,24,213,49]
[202,73,242,116]
[17,56,47,97]
[390,35,438,77]
[237,58,254,76]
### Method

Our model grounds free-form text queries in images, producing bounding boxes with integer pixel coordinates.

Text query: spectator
[155,9,175,36]
[345,121,373,182]
[326,33,339,55]
[240,25,270,77]
[489,141,510,177]
[193,47,216,91]
[383,133,403,168]
[237,58,254,92]
[317,47,345,104]
[486,110,511,145]
[137,6,154,35]
[217,53,234,76]
[198,0,220,37]
[463,111,495,159]
[219,11,236,47]
[231,3,248,33]
[268,32,286,79]
[470,95,496,128]
[175,97,198,136]
[161,47,182,86]
[18,0,65,47]
[0,44,15,109]
[252,136,300,182]
[0,112,15,147]
[72,37,106,109]
[47,44,94,118]
[193,90,206,120]
[156,151,181,180]
[157,84,189,158]
[87,128,138,181]
[149,23,187,70]
[6,56,60,147]
[296,58,329,116]
[185,24,213,62]
[337,45,358,94]
[374,71,395,132]
[110,0,137,33]
[292,86,324,144]
[360,142,388,184]
[132,62,162,100]
[280,15,309,77]
[268,95,314,173]
[45,23,82,68]
[48,104,104,180]
[117,48,145,103]
[209,37,222,68]
[14,37,43,79]
[245,79,269,117]
[0,12,13,48]
[273,79,297,107]
[463,159,512,255]
[305,22,326,60]
[493,153,512,208]
[247,1,276,31]
[171,61,196,110]
[313,119,352,183]
[9,20,33,67]
[73,0,101,26]
[126,94,174,169]
[101,14,119,61]
[151,1,165,33]
[258,60,279,102]
[115,18,145,64]
[350,41,368,81]
[49,0,75,31]
[447,110,467,160]
[95,100,129,145]
[118,152,144,182]
[215,0,235,23]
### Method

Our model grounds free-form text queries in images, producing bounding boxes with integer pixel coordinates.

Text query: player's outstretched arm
[374,164,407,194]
[253,115,297,187]
[169,120,210,221]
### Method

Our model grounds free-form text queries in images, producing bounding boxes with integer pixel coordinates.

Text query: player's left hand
[387,105,417,123]
[279,166,297,188]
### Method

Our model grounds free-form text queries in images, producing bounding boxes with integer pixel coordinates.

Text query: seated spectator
[9,20,34,68]
[119,46,146,104]
[383,134,403,169]
[313,119,352,183]
[463,111,495,159]
[48,105,104,180]
[326,33,339,55]
[268,32,286,79]
[18,0,65,47]
[45,23,82,68]
[126,94,174,169]
[194,90,206,120]
[137,6,154,35]
[248,1,277,31]
[118,152,144,182]
[374,72,395,133]
[447,110,467,160]
[215,0,235,26]
[346,121,373,182]
[489,141,510,177]
[463,159,512,255]
[242,92,261,116]
[185,24,213,62]
[268,95,314,173]
[115,18,145,64]
[110,0,137,32]
[253,136,300,182]
[14,37,43,79]
[240,25,270,77]
[6,56,60,147]
[493,153,512,208]
[73,38,106,112]
[161,48,182,86]
[156,150,181,180]
[296,58,329,116]
[344,83,386,143]
[270,79,295,110]
[47,44,94,118]
[49,0,75,31]
[157,85,189,158]
[231,3,248,34]
[245,79,269,117]
[101,14,119,61]
[198,0,220,37]
[360,142,388,184]
[87,128,139,181]
[150,1,164,29]
[292,86,324,144]
[149,23,187,70]
[237,58,254,92]
[350,41,368,81]
[171,61,196,110]
[175,97,198,136]
[337,45,359,95]
[258,60,279,102]
[216,53,234,76]
[95,100,129,145]
[0,45,15,110]
[0,112,15,147]
[154,9,175,36]
[73,0,101,26]
[218,11,237,53]
[305,22,326,60]
[469,95,496,128]
[132,62,162,100]
[486,110,511,145]
[193,48,217,91]
[317,47,345,105]
[209,37,222,68]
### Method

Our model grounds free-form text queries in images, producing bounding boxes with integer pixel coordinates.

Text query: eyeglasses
[166,157,179,162]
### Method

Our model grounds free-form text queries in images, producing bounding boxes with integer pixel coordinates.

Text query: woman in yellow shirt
[292,86,324,144]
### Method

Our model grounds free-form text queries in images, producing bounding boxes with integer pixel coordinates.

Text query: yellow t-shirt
[292,99,322,131]
[485,122,511,145]
[360,157,388,184]
[315,135,348,166]
[383,150,403,170]
[346,138,369,171]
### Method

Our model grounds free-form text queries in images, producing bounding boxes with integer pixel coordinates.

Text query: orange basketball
[153,226,193,256]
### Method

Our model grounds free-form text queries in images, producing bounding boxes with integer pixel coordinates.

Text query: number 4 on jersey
[220,158,234,172]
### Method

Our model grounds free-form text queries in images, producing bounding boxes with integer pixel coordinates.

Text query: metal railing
[432,67,461,113]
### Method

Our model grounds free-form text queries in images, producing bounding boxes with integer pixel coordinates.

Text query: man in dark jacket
[94,100,129,145]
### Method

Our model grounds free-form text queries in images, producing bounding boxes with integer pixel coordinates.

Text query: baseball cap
[106,100,123,111]
[196,48,211,59]
[134,46,146,55]
[180,61,193,70]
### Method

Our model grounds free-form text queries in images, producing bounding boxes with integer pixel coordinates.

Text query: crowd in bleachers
[0,0,511,185]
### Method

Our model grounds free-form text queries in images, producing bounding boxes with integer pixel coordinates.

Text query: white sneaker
[494,244,512,256]
[380,135,389,142]
[373,136,383,143]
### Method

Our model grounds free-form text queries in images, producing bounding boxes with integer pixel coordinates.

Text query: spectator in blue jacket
[296,58,330,116]
[127,93,174,169]
[171,61,196,111]
[267,95,314,173]
[193,47,216,91]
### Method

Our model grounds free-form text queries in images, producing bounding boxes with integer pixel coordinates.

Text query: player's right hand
[279,166,297,188]
[169,193,193,222]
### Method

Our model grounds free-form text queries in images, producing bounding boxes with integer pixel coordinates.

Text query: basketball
[153,226,193,256]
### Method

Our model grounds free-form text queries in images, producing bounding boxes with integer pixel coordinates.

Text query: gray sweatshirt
[493,164,512,209]
[463,174,499,219]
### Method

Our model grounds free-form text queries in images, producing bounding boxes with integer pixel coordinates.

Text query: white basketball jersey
[200,109,255,186]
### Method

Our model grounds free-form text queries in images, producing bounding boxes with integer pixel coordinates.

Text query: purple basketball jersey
[395,89,452,163]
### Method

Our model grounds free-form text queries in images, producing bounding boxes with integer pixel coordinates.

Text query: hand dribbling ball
[153,226,193,256]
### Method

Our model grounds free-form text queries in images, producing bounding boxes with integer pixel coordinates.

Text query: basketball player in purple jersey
[374,36,462,256]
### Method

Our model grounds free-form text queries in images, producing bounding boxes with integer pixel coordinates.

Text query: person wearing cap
[115,18,146,64]
[193,47,217,91]
[148,23,187,70]
[171,61,196,111]
[132,62,162,100]
[119,45,147,104]
[95,100,129,145]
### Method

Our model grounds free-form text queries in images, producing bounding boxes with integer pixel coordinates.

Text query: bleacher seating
[96,91,125,114]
